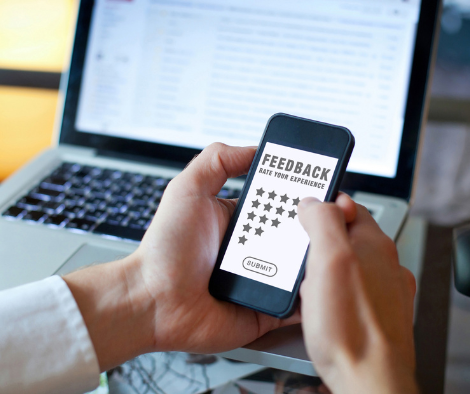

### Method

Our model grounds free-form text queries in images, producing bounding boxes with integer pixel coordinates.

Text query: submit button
[242,257,277,277]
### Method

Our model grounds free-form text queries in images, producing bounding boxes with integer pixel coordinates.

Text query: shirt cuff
[0,275,100,394]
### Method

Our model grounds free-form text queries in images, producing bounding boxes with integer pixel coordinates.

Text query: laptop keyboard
[1,162,241,242]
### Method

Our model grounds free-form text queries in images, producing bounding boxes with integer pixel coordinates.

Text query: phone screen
[220,142,338,292]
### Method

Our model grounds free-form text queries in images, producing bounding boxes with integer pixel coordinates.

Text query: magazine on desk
[105,352,264,394]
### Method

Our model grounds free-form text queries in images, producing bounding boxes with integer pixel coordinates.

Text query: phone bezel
[209,113,354,318]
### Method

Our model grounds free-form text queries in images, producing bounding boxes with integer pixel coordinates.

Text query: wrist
[322,342,418,394]
[63,252,156,371]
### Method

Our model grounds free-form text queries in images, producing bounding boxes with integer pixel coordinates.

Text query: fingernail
[298,197,320,208]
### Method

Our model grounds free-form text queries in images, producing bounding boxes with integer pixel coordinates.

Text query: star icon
[271,218,281,227]
[259,214,268,224]
[280,194,289,203]
[292,197,300,206]
[255,227,264,236]
[276,206,285,215]
[268,190,277,200]
[243,223,252,232]
[252,199,261,208]
[256,187,265,196]
[288,209,297,219]
[247,211,256,221]
[264,202,273,212]
[239,235,247,245]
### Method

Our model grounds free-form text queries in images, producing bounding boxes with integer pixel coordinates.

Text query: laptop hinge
[96,149,188,170]
[59,144,97,157]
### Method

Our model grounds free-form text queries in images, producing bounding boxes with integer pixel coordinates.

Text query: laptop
[0,0,440,293]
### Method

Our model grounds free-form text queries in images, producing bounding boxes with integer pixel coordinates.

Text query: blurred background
[1,0,470,223]
[0,0,75,180]
[1,1,470,171]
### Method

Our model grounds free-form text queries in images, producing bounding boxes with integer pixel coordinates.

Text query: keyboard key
[57,162,81,174]
[106,213,127,225]
[94,222,145,241]
[147,205,159,215]
[217,188,234,198]
[85,196,106,205]
[68,187,90,197]
[44,214,68,226]
[130,187,145,198]
[148,186,159,194]
[153,190,164,200]
[142,209,156,220]
[122,172,144,184]
[89,188,111,199]
[23,210,46,222]
[143,175,158,185]
[220,188,240,199]
[107,201,128,213]
[115,181,133,192]
[63,196,86,207]
[18,196,44,210]
[156,177,170,187]
[142,176,168,189]
[128,218,150,230]
[74,166,95,177]
[109,183,120,193]
[30,187,64,201]
[89,167,102,177]
[41,176,70,191]
[66,218,95,232]
[62,206,84,218]
[85,198,107,210]
[88,179,104,188]
[42,201,65,214]
[95,169,122,181]
[84,209,106,221]
[132,194,154,206]
[2,206,25,218]
[111,190,132,202]
[69,178,89,188]
[128,204,147,217]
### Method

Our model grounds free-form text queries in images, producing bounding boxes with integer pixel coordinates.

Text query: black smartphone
[209,113,355,318]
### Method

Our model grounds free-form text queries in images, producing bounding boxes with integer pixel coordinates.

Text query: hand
[64,143,299,371]
[136,143,302,353]
[298,198,418,394]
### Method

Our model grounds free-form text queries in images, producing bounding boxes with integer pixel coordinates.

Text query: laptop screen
[74,0,422,179]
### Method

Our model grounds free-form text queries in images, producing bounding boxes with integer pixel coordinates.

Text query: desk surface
[218,216,429,377]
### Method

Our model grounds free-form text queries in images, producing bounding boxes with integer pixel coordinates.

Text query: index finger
[297,198,354,277]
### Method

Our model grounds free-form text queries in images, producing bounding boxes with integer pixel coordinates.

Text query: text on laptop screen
[75,0,421,178]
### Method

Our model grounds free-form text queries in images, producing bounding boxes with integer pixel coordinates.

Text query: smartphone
[209,113,355,318]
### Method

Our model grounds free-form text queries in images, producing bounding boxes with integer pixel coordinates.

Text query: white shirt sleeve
[0,276,100,394]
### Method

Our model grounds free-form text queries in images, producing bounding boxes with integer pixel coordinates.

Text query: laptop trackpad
[55,244,131,276]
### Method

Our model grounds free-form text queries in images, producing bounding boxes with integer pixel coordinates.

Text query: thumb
[171,143,257,197]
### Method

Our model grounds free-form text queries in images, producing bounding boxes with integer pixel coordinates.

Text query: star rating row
[243,216,280,233]
[255,188,300,206]
[248,206,297,219]
[238,223,270,245]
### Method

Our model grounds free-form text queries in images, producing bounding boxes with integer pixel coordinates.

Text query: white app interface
[220,142,338,292]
